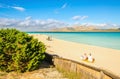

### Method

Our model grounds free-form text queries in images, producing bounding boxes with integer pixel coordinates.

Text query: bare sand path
[30,34,120,77]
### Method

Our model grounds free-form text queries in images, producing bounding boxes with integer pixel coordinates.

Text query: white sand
[30,34,120,77]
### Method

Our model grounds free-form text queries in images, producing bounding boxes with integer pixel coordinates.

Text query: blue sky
[0,0,120,31]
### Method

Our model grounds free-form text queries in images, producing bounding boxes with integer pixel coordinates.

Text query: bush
[0,28,46,72]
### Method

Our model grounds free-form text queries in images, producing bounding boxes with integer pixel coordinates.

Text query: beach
[30,34,120,77]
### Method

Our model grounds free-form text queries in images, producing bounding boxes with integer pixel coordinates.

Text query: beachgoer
[88,53,94,62]
[47,36,52,41]
[80,53,88,60]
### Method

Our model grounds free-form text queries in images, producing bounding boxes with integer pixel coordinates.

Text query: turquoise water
[28,32,120,50]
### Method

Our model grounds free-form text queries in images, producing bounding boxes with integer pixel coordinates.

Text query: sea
[27,32,120,50]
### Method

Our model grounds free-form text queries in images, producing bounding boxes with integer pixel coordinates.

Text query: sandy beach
[30,34,120,77]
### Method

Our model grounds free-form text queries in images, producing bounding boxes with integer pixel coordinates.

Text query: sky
[0,0,120,31]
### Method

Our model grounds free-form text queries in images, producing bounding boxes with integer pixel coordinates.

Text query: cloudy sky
[0,0,120,31]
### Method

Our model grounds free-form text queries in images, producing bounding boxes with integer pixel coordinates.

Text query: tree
[0,28,46,72]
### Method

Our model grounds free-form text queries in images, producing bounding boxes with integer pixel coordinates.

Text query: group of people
[80,53,95,63]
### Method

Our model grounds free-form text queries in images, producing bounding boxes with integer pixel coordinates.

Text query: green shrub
[0,28,46,72]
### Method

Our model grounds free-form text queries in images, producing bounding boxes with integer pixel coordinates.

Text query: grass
[56,66,81,79]
[0,72,7,76]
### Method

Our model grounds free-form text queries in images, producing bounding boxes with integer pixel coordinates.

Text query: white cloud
[72,16,81,20]
[25,16,32,20]
[81,23,107,27]
[90,23,113,27]
[0,17,119,31]
[81,16,88,20]
[12,6,25,12]
[54,3,67,14]
[112,24,117,27]
[0,17,68,31]
[0,3,25,11]
[96,23,107,27]
[72,15,88,20]
[61,3,67,9]
[79,23,120,29]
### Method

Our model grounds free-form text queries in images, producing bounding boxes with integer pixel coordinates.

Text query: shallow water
[28,32,120,50]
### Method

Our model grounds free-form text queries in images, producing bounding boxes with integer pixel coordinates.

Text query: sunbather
[80,53,88,60]
[88,53,95,62]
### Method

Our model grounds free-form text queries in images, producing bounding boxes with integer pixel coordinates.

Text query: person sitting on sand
[80,53,88,60]
[88,53,95,62]
[47,36,52,41]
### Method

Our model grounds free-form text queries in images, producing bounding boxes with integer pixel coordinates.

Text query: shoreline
[28,32,120,50]
[30,34,120,77]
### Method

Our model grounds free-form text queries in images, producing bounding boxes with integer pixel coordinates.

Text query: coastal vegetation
[0,29,46,72]
[57,67,81,79]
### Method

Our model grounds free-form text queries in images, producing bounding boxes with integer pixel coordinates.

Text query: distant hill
[51,26,120,32]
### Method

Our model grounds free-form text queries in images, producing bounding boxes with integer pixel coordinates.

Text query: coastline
[30,34,120,77]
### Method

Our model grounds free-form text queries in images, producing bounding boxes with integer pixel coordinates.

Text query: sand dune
[30,34,120,77]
